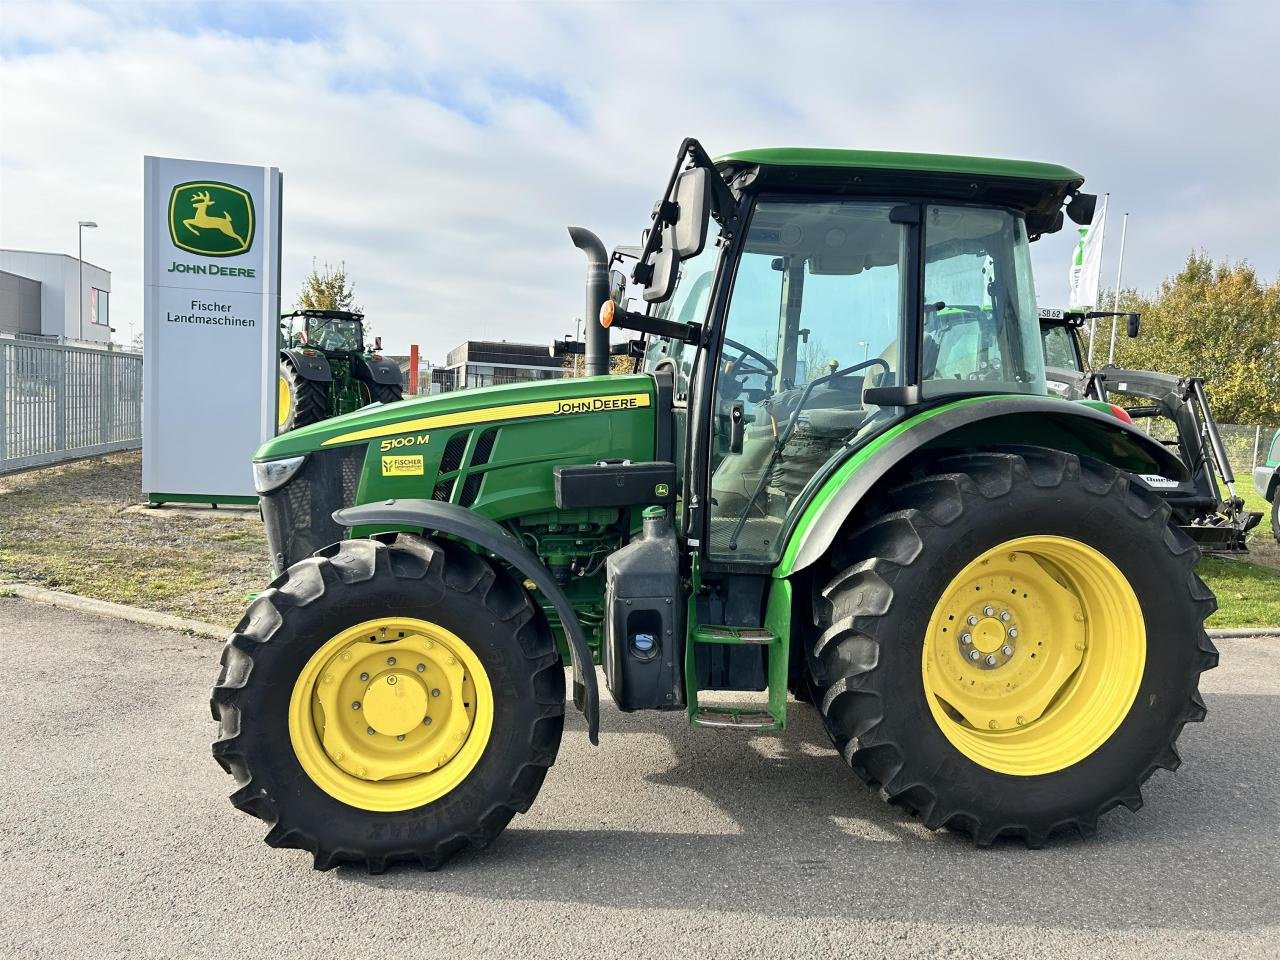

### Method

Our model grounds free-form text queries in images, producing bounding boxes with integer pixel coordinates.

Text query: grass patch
[1198,555,1280,628]
[0,451,266,628]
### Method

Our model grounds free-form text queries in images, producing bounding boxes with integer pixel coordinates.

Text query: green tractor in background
[277,308,404,432]
[1254,428,1280,543]
[215,139,1217,871]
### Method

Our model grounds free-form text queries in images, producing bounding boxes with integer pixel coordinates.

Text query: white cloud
[1,0,1277,357]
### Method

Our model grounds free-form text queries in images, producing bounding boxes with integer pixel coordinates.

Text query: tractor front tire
[278,360,328,431]
[809,448,1217,846]
[211,533,565,871]
[371,381,404,405]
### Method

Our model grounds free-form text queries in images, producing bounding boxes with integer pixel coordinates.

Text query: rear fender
[352,354,404,386]
[332,498,601,744]
[282,348,332,382]
[778,395,1189,577]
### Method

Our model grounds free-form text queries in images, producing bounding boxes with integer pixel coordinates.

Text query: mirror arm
[604,306,700,345]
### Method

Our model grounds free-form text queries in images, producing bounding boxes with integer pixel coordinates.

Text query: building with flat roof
[0,249,112,344]
[442,340,564,391]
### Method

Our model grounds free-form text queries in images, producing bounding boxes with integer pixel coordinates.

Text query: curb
[0,583,227,639]
[1207,627,1280,638]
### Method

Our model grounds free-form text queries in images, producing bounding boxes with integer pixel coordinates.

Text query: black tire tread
[279,358,328,430]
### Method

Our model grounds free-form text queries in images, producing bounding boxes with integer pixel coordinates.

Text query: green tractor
[215,139,1217,871]
[1254,428,1280,543]
[277,308,404,431]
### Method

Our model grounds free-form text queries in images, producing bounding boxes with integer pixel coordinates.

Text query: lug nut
[387,656,396,666]
[968,650,981,661]
[1001,645,1013,656]
[961,633,972,645]
[359,672,369,682]
[366,727,375,736]
[983,606,994,617]
[423,717,432,726]
[352,701,361,710]
[431,688,441,697]
[417,663,425,673]
[1000,611,1011,622]
[967,615,978,626]
[1008,628,1018,639]
[396,734,406,742]
[985,654,997,666]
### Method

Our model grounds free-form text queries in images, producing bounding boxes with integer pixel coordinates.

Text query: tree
[1105,253,1280,424]
[296,259,362,315]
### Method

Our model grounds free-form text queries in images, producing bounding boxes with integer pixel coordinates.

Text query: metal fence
[0,338,143,473]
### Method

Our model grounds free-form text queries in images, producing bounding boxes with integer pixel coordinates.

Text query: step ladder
[687,623,788,732]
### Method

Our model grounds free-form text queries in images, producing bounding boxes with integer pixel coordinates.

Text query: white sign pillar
[143,157,282,504]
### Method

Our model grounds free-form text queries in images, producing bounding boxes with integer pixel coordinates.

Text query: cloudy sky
[2,0,1277,357]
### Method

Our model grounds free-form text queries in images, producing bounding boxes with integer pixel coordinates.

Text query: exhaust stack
[568,226,610,377]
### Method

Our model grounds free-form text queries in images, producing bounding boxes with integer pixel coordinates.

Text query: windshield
[1041,323,1081,370]
[921,205,1045,397]
[307,317,363,352]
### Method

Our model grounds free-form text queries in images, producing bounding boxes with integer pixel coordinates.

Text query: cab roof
[716,147,1082,183]
[714,148,1085,237]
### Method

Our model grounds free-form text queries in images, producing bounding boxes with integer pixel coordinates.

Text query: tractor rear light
[599,300,615,328]
[302,349,318,357]
[1108,403,1134,424]
[253,455,307,494]
[372,354,383,361]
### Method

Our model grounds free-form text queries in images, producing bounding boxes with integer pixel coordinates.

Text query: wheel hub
[922,535,1146,776]
[288,617,493,811]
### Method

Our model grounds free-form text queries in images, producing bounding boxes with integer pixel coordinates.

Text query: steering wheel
[722,337,778,380]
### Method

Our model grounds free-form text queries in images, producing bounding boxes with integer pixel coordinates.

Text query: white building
[0,249,112,344]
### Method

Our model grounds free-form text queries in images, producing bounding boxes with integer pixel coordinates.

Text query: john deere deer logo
[167,181,255,257]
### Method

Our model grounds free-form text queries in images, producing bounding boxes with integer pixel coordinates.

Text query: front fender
[332,498,600,744]
[778,395,1189,577]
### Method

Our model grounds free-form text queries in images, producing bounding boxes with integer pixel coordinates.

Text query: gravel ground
[0,597,1276,960]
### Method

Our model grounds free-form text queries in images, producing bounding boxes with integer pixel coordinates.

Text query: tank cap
[642,505,666,519]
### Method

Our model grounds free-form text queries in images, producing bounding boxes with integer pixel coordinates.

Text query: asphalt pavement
[1,596,1276,959]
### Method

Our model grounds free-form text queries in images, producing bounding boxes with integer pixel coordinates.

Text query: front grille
[261,445,366,576]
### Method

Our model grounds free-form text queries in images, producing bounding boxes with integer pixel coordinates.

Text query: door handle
[729,400,745,454]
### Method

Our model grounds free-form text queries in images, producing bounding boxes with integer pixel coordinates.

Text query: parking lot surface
[1,596,1276,959]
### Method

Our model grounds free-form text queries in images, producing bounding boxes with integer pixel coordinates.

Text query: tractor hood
[255,373,657,461]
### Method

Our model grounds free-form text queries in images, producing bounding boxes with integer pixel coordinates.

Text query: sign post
[143,157,282,504]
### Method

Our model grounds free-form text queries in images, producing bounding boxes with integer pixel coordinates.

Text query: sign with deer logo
[144,156,282,502]
[167,181,255,257]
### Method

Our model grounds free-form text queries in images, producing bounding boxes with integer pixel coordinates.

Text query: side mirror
[374,336,383,351]
[1066,192,1098,226]
[641,226,679,303]
[671,168,710,258]
[608,268,626,306]
[1126,313,1140,338]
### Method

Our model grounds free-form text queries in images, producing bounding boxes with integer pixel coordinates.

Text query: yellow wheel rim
[277,375,291,428]
[922,535,1145,776]
[288,617,493,811]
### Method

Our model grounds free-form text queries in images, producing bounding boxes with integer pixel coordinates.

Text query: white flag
[1068,193,1108,309]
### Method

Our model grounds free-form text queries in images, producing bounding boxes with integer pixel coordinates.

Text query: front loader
[214,139,1217,871]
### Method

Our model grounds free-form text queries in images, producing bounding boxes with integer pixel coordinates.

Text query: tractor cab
[283,309,368,354]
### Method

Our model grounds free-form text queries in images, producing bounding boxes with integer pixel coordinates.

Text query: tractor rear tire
[278,359,328,431]
[211,533,565,872]
[371,381,404,404]
[808,448,1217,846]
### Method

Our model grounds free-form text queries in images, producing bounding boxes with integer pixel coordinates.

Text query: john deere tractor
[277,308,404,431]
[215,139,1217,871]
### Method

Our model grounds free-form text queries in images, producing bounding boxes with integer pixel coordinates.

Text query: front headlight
[252,455,307,494]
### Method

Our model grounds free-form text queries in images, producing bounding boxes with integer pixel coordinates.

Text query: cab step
[692,625,777,645]
[691,706,779,730]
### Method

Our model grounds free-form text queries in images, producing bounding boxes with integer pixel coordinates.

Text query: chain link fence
[0,338,143,473]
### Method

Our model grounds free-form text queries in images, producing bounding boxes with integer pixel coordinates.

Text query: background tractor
[277,308,404,431]
[1040,308,1261,552]
[215,139,1217,872]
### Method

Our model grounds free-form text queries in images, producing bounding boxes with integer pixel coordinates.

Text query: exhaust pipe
[568,226,610,378]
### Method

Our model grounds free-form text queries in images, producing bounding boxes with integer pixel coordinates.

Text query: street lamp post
[77,220,98,342]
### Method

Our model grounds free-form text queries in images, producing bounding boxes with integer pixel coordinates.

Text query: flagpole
[1086,193,1110,367]
[1107,212,1129,365]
